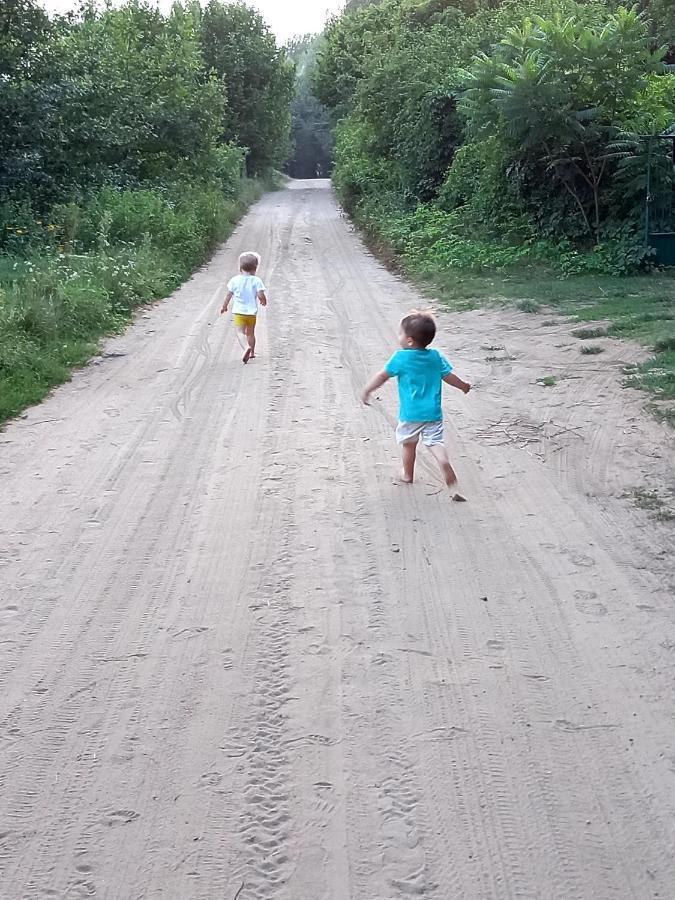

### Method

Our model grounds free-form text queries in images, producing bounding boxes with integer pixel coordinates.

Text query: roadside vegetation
[0,0,294,422]
[312,0,675,420]
[285,35,334,179]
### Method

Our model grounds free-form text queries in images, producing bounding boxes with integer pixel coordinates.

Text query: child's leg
[235,325,248,351]
[245,323,256,357]
[401,438,419,483]
[429,443,457,487]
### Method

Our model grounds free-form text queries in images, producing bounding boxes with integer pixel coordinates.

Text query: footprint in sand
[569,552,596,568]
[574,590,607,617]
[539,544,597,568]
[101,809,139,827]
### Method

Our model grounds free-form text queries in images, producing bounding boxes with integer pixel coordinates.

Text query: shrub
[654,336,675,352]
[0,173,262,422]
[580,344,605,354]
[573,326,608,338]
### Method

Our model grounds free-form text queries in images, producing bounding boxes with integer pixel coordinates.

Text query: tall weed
[0,176,265,422]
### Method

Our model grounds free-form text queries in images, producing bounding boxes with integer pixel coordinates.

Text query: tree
[312,0,402,117]
[460,8,666,241]
[353,32,464,199]
[0,0,298,212]
[0,0,51,77]
[199,1,295,173]
[636,0,675,59]
[0,2,231,207]
[0,0,54,201]
[286,35,333,178]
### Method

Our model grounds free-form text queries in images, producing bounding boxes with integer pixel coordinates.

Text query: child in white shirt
[221,251,268,363]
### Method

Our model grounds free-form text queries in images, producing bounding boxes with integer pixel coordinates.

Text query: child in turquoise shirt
[362,311,471,487]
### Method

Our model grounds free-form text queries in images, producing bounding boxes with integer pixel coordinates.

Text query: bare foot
[395,470,414,484]
[440,461,457,487]
[242,347,252,364]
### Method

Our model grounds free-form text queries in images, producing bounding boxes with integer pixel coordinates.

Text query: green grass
[517,298,541,313]
[626,350,675,401]
[418,265,675,422]
[631,487,664,511]
[425,266,675,321]
[628,487,675,521]
[0,338,97,418]
[580,344,605,355]
[572,326,608,339]
[0,247,175,421]
[344,190,675,422]
[0,177,269,424]
[648,402,675,428]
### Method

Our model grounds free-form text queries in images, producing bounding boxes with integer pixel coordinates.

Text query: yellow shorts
[233,313,257,328]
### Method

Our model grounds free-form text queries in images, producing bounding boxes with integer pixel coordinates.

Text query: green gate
[645,134,675,266]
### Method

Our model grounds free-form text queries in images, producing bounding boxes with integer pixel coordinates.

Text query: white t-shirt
[227,274,266,315]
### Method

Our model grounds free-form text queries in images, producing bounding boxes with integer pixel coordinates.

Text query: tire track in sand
[0,181,674,899]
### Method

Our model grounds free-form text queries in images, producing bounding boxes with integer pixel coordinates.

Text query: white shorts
[395,420,444,446]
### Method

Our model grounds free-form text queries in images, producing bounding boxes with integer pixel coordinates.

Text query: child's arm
[257,290,268,307]
[361,369,390,405]
[221,290,234,314]
[443,372,471,394]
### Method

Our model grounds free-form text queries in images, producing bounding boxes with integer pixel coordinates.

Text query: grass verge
[419,266,675,414]
[357,223,675,421]
[0,177,270,424]
[627,487,675,521]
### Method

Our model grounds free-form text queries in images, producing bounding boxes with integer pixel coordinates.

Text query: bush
[557,230,655,276]
[0,173,264,422]
[573,326,608,339]
[437,136,526,234]
[50,175,250,274]
[654,336,675,353]
[321,0,675,275]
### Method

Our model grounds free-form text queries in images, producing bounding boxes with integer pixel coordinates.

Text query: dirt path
[1,180,674,900]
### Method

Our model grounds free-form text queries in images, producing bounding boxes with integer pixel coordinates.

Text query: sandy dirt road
[1,180,674,900]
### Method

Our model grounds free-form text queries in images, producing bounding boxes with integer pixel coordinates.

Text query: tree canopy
[0,0,294,213]
[199,1,295,174]
[313,0,675,269]
[285,35,334,179]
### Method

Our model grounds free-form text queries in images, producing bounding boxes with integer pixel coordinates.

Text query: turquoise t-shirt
[385,348,453,422]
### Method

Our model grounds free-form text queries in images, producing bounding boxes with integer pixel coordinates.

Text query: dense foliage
[200,1,294,175]
[314,0,675,274]
[0,0,292,216]
[285,36,334,179]
[0,0,294,420]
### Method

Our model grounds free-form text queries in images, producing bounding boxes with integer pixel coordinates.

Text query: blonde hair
[239,251,260,274]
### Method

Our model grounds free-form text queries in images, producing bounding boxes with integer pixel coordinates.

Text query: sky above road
[39,0,343,43]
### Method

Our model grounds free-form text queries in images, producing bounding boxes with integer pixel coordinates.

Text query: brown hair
[401,311,436,347]
[239,251,260,274]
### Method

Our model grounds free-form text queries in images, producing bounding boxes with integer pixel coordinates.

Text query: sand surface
[1,180,674,899]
